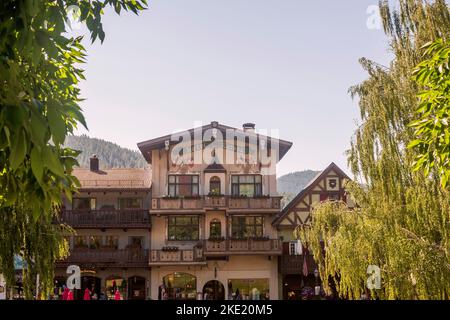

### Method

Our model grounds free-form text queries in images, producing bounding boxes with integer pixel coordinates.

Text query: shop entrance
[202,280,225,300]
[79,276,101,300]
[128,276,146,300]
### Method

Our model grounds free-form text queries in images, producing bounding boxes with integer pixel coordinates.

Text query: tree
[409,39,450,188]
[0,0,147,298]
[298,0,450,300]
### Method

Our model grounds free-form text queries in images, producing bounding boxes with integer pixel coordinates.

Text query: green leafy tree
[409,39,450,188]
[0,0,147,298]
[298,0,450,300]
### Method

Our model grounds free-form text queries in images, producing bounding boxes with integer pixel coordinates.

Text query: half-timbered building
[272,162,354,299]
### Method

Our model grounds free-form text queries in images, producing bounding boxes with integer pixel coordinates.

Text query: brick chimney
[243,123,255,133]
[90,155,99,171]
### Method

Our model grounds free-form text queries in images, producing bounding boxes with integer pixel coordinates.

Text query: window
[74,236,88,249]
[231,216,264,239]
[231,175,262,197]
[209,219,222,239]
[168,175,199,197]
[89,235,102,249]
[209,176,221,195]
[289,240,302,255]
[163,273,197,300]
[72,198,96,210]
[119,198,142,209]
[104,236,119,249]
[228,279,269,300]
[168,216,199,241]
[129,236,144,248]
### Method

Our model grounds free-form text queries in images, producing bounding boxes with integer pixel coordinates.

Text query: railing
[150,248,204,264]
[151,196,282,211]
[79,180,146,188]
[204,238,282,255]
[60,210,151,228]
[56,248,149,267]
[280,254,317,275]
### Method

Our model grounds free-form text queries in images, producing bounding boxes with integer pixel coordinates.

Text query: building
[272,162,354,300]
[55,156,152,300]
[137,121,292,300]
[56,123,355,300]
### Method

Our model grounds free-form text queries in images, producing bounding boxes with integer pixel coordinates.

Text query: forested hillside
[64,135,147,169]
[277,170,320,207]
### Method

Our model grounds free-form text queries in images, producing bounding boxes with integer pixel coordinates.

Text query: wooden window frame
[168,175,200,197]
[167,216,200,241]
[231,175,262,197]
[230,215,264,239]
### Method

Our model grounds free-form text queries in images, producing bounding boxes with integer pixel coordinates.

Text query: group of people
[51,286,122,300]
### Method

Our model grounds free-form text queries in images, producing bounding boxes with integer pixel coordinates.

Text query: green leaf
[9,128,27,170]
[47,102,66,145]
[42,146,65,177]
[30,147,44,183]
[408,140,423,148]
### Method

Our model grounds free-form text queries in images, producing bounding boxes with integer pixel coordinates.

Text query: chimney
[243,123,255,133]
[90,155,99,171]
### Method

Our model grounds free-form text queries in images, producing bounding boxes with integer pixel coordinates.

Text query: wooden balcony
[60,209,151,229]
[204,238,282,255]
[280,254,317,275]
[151,196,282,212]
[55,248,149,268]
[149,248,205,266]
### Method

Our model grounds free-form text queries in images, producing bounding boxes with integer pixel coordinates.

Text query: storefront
[227,278,270,300]
[128,276,147,300]
[161,272,197,300]
[105,276,126,300]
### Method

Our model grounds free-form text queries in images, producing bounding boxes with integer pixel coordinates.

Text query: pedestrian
[83,288,91,300]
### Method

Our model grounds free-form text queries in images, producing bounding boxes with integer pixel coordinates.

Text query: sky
[74,0,392,177]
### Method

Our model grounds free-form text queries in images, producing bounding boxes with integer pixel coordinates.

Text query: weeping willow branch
[298,0,450,300]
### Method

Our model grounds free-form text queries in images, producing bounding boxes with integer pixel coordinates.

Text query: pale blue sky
[75,0,392,176]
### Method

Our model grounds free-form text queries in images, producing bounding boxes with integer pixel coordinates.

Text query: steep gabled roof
[272,162,350,227]
[137,121,293,164]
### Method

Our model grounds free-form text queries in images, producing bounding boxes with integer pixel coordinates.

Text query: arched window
[162,272,197,300]
[209,219,222,239]
[209,176,221,196]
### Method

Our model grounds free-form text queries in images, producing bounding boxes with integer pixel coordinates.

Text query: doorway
[202,280,225,300]
[79,276,101,300]
[128,276,146,300]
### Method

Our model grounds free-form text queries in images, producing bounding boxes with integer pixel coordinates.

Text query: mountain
[277,170,320,208]
[64,135,147,169]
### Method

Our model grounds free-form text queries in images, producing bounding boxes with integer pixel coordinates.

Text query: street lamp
[314,268,320,297]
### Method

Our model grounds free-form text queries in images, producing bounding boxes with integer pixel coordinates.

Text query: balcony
[204,238,282,256]
[280,254,317,275]
[149,248,205,266]
[60,209,151,229]
[55,248,149,268]
[151,196,282,212]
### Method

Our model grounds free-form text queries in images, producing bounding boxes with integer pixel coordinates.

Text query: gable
[273,162,351,229]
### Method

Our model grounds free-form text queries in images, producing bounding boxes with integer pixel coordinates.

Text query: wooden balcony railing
[56,248,149,267]
[280,254,317,275]
[149,248,204,265]
[60,210,151,228]
[151,196,282,211]
[204,238,282,255]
